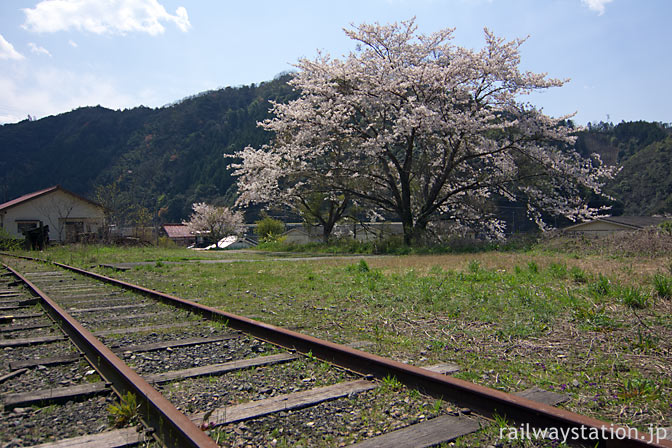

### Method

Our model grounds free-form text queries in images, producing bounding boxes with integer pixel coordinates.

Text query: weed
[548,262,567,279]
[527,261,539,274]
[108,392,139,427]
[356,259,370,273]
[467,259,480,273]
[620,286,649,309]
[492,412,510,430]
[573,306,617,332]
[381,375,402,391]
[632,328,658,352]
[570,266,588,283]
[433,399,443,413]
[208,428,230,444]
[590,274,611,297]
[653,274,672,299]
[305,350,317,362]
[38,404,58,415]
[618,377,657,399]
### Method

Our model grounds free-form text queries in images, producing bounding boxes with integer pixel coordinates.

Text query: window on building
[17,221,40,234]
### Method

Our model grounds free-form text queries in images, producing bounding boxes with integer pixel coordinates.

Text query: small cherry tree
[234,19,615,245]
[183,203,244,243]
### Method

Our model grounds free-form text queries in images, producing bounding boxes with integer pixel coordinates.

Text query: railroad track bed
[1,257,486,448]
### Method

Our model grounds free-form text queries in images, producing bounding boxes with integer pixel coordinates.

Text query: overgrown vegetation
[256,234,540,255]
[107,392,139,428]
[4,236,671,442]
[255,214,285,242]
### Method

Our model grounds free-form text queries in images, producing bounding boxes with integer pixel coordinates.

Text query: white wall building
[0,186,104,243]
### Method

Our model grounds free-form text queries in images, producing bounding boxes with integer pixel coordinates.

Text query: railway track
[0,254,670,447]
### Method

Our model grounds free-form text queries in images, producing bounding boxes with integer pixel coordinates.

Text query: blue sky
[0,0,670,125]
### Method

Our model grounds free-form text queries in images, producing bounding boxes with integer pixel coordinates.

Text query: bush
[255,216,285,242]
[0,228,22,251]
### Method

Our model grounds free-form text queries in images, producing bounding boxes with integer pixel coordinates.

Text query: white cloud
[68,40,78,48]
[0,66,156,124]
[0,34,25,60]
[28,42,52,57]
[581,0,614,15]
[22,0,191,36]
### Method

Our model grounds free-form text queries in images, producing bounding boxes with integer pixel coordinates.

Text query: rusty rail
[2,262,218,448]
[4,254,672,447]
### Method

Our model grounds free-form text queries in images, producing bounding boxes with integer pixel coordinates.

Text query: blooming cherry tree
[230,144,351,243]
[183,203,244,243]
[234,19,615,244]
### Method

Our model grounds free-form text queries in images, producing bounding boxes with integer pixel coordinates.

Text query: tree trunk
[402,215,429,246]
[322,221,335,244]
[401,212,414,246]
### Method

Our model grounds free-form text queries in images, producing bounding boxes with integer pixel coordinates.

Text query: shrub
[0,228,22,251]
[255,215,285,242]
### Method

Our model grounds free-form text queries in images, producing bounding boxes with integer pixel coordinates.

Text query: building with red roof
[0,185,104,243]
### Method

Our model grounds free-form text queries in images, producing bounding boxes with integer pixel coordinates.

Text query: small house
[0,185,104,243]
[162,224,196,246]
[562,216,670,237]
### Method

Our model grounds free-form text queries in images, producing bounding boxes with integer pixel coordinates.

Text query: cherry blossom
[232,19,615,244]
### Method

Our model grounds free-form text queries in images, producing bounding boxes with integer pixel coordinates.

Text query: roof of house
[163,224,194,239]
[0,185,102,212]
[599,216,669,228]
[564,215,670,231]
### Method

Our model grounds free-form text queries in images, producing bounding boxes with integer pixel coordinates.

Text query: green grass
[3,244,671,438]
[653,274,672,299]
[619,285,649,309]
[20,244,269,265]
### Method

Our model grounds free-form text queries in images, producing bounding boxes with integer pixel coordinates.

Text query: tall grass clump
[652,274,672,299]
[570,266,588,283]
[467,259,481,273]
[547,262,567,279]
[590,274,611,298]
[527,261,539,274]
[619,286,649,309]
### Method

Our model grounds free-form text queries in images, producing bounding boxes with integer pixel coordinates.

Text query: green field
[8,241,672,442]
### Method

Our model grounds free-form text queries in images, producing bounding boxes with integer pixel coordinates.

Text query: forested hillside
[575,121,672,216]
[0,75,670,227]
[0,75,297,224]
